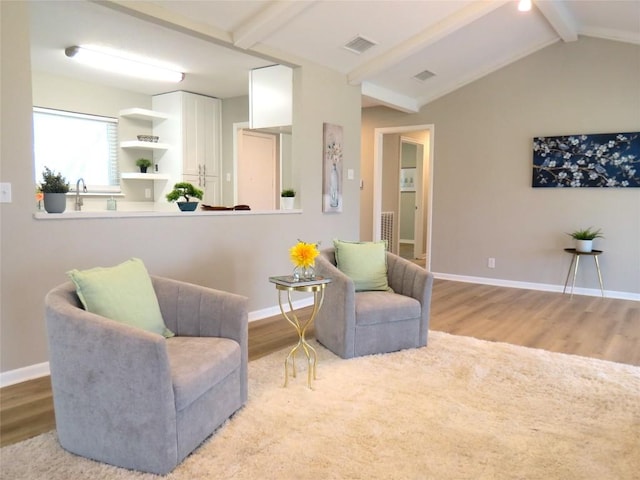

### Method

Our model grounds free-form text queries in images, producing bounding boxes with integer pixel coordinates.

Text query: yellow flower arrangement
[289,241,319,268]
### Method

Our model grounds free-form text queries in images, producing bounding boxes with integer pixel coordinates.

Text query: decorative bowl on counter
[136,135,159,143]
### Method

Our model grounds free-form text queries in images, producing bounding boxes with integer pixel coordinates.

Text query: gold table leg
[278,287,325,389]
[563,254,576,295]
[593,255,605,297]
[567,254,581,298]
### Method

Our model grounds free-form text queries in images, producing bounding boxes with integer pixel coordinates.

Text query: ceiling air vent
[413,69,436,82]
[343,35,377,54]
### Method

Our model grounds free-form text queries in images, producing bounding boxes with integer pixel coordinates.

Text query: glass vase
[293,265,316,281]
[329,163,339,208]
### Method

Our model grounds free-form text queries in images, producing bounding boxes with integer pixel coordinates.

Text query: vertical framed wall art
[400,168,416,192]
[532,132,640,188]
[323,123,343,212]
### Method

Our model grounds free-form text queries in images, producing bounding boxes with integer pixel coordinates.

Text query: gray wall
[220,95,249,206]
[362,37,640,296]
[0,2,361,373]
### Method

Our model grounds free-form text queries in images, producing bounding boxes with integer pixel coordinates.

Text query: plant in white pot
[40,166,70,213]
[280,188,296,210]
[166,182,203,211]
[568,227,603,253]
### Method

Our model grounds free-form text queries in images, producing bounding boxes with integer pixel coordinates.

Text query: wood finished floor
[1,279,638,447]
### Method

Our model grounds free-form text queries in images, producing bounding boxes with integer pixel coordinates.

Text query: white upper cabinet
[249,65,293,130]
[152,91,221,204]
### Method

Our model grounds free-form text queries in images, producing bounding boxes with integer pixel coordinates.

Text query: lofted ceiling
[29,0,640,113]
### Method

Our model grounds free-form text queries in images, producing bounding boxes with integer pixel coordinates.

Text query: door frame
[373,124,434,270]
[232,122,248,205]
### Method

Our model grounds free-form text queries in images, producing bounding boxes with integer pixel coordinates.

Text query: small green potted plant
[40,166,70,213]
[135,158,152,173]
[280,188,296,210]
[166,182,204,211]
[567,227,603,253]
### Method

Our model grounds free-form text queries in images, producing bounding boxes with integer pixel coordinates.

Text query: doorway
[235,126,278,209]
[373,124,433,270]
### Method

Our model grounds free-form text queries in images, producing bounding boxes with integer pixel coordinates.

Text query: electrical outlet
[488,257,496,269]
[144,188,152,199]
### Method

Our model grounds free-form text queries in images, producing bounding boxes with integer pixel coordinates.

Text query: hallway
[399,242,426,267]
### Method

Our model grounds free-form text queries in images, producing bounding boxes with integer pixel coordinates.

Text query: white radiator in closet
[381,212,394,252]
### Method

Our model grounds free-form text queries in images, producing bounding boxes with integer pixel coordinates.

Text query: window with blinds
[33,107,120,192]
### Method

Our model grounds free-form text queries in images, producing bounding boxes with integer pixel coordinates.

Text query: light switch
[0,182,11,203]
[347,169,354,180]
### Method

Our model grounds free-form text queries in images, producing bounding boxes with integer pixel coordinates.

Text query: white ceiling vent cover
[414,69,436,82]
[343,35,377,54]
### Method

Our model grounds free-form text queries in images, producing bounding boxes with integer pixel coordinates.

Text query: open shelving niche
[119,108,171,202]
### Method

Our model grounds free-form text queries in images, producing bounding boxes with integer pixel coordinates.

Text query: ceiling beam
[347,0,510,86]
[95,0,296,67]
[233,1,317,50]
[361,82,419,113]
[98,0,233,44]
[533,0,578,42]
[579,27,640,46]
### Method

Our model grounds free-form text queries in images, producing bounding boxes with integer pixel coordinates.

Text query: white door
[237,129,277,210]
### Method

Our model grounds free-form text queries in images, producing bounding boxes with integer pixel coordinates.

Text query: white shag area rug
[1,331,639,480]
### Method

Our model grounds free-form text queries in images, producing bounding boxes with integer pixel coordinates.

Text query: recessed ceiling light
[343,35,377,55]
[518,0,532,12]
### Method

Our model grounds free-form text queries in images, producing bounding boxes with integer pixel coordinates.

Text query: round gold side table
[268,275,332,389]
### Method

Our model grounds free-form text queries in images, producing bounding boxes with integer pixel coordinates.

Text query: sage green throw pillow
[68,258,174,338]
[333,240,391,292]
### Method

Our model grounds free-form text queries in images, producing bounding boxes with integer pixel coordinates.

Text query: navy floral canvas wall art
[532,132,639,187]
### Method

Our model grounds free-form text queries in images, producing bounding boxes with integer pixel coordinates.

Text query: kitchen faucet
[75,178,87,211]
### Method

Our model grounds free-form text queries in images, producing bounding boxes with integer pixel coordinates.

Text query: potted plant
[166,182,204,211]
[40,166,70,213]
[280,188,296,210]
[136,158,152,173]
[567,227,603,253]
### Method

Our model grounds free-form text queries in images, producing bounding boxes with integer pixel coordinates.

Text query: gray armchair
[45,275,248,475]
[314,248,433,359]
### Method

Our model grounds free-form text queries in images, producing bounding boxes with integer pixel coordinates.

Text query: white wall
[362,37,640,296]
[0,1,361,374]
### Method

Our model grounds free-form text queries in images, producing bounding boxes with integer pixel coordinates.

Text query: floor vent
[381,211,394,252]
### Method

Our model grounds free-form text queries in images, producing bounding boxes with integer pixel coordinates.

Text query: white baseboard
[5,279,635,388]
[433,272,640,301]
[0,362,50,389]
[248,296,314,322]
[0,297,316,388]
